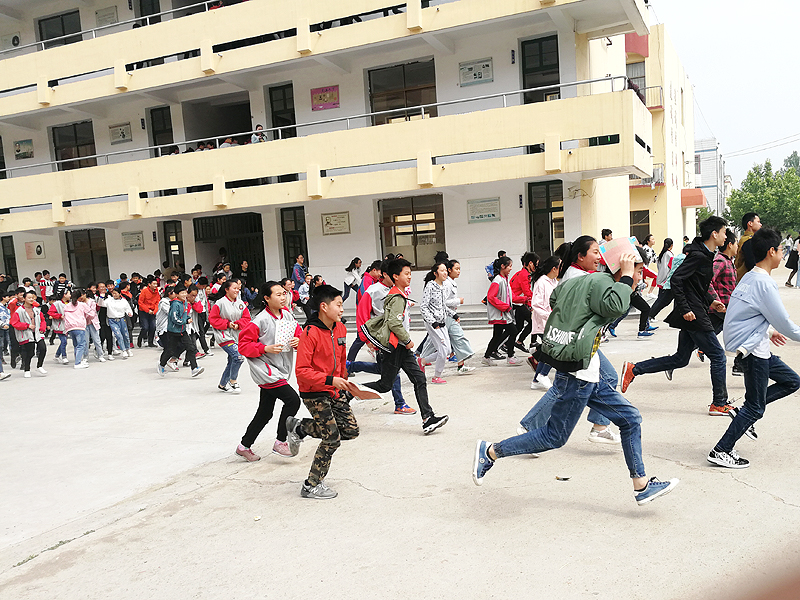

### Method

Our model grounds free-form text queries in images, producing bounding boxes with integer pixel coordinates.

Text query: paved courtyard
[2,268,800,599]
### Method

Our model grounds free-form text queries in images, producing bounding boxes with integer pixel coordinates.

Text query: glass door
[528,181,564,259]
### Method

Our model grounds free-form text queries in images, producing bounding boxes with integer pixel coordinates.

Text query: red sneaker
[416,356,426,375]
[708,404,734,416]
[394,404,417,415]
[620,361,636,393]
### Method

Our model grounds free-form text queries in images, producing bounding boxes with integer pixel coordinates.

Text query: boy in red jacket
[286,284,358,500]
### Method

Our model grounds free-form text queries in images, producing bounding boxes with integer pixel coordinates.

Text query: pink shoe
[431,376,447,384]
[272,440,293,457]
[416,356,426,375]
[236,445,261,462]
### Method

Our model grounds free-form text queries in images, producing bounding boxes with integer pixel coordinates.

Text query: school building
[0,0,696,302]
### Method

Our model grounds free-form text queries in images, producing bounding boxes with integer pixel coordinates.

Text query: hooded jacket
[665,237,717,332]
[296,315,347,397]
[239,307,302,388]
[535,272,633,372]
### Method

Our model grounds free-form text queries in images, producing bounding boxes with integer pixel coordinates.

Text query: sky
[649,0,800,188]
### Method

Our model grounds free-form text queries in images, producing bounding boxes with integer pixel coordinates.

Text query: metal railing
[629,162,664,186]
[0,76,629,179]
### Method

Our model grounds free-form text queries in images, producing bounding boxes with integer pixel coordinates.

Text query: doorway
[193,213,266,284]
[65,229,110,286]
[181,92,252,147]
[280,207,307,277]
[1,236,18,283]
[521,35,560,103]
[162,220,185,272]
[528,181,564,259]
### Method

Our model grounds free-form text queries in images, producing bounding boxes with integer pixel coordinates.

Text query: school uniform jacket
[486,275,517,325]
[296,315,347,397]
[239,307,302,388]
[48,301,67,334]
[209,295,252,345]
[11,306,46,344]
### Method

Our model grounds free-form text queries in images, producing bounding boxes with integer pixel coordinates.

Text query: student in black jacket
[621,216,732,415]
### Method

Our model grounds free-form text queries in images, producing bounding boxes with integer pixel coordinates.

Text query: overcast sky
[649,1,800,188]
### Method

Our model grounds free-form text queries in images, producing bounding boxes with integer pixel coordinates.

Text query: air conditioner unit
[1,33,21,50]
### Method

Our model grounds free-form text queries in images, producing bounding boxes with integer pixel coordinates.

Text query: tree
[783,150,800,179]
[727,159,800,234]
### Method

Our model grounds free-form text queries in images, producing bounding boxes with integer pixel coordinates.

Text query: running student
[473,251,680,506]
[708,228,800,469]
[482,255,524,366]
[157,286,203,377]
[648,237,675,321]
[621,216,731,415]
[84,287,107,363]
[419,262,452,384]
[49,289,70,364]
[63,289,91,369]
[285,284,358,499]
[510,252,539,353]
[105,287,134,358]
[440,259,474,374]
[237,281,303,461]
[209,280,250,393]
[528,255,560,390]
[361,258,449,434]
[11,290,47,378]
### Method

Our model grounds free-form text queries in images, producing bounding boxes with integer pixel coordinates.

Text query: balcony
[0,0,648,120]
[0,84,652,233]
[629,162,664,187]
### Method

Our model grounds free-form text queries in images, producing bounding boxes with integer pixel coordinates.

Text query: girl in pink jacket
[63,289,92,368]
[530,256,561,390]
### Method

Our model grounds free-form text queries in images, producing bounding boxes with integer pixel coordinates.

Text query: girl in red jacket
[11,290,48,377]
[483,257,525,366]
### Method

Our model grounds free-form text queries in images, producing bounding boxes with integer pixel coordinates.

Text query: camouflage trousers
[301,393,359,486]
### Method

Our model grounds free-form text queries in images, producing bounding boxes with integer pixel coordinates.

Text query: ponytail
[493,256,512,276]
[532,255,561,284]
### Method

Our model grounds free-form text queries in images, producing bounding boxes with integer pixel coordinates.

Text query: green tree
[783,150,800,179]
[727,159,800,233]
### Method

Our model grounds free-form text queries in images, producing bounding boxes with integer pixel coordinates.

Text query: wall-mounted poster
[459,58,493,87]
[13,139,33,160]
[321,212,350,236]
[122,231,145,251]
[109,123,133,145]
[95,6,119,28]
[467,198,501,224]
[311,86,340,111]
[24,241,45,260]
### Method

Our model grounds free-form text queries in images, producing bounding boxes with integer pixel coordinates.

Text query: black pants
[514,305,532,344]
[630,292,651,332]
[365,345,434,420]
[486,323,517,358]
[241,384,302,446]
[20,339,46,371]
[160,332,197,369]
[181,332,199,365]
[194,313,209,352]
[10,335,20,368]
[649,287,674,320]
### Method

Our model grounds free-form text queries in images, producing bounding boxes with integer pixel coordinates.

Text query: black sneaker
[513,342,529,354]
[728,406,758,440]
[665,369,674,381]
[422,414,449,435]
[732,363,744,376]
[707,449,749,469]
[488,352,505,361]
[697,350,705,363]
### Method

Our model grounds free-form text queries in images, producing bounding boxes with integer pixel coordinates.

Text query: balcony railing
[629,162,664,186]
[0,76,630,179]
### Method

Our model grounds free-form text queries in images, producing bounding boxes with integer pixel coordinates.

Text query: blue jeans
[521,351,614,430]
[109,318,130,353]
[496,369,646,479]
[86,324,103,359]
[349,360,404,407]
[220,342,244,386]
[715,354,800,453]
[139,312,156,346]
[633,327,728,406]
[0,327,10,356]
[68,329,87,365]
[54,333,68,358]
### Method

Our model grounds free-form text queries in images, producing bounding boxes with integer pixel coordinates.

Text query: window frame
[521,35,560,104]
[630,210,650,245]
[51,120,97,171]
[368,58,438,125]
[378,194,445,269]
[37,10,83,49]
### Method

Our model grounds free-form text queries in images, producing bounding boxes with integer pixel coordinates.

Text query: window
[162,221,184,271]
[269,84,296,139]
[0,136,6,180]
[626,61,646,91]
[379,194,444,268]
[52,121,97,171]
[1,236,18,283]
[369,59,437,125]
[280,207,308,277]
[630,210,650,245]
[695,154,701,175]
[528,181,564,259]
[38,11,82,49]
[521,36,560,104]
[138,0,161,25]
[66,229,109,287]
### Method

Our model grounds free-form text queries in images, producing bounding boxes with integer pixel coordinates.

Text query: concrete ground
[2,267,800,600]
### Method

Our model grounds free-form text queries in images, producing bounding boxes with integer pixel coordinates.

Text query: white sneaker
[127,349,133,357]
[24,371,31,378]
[457,365,476,375]
[507,356,524,366]
[230,382,241,394]
[82,358,88,365]
[587,427,620,444]
[36,367,48,375]
[481,357,495,367]
[98,356,106,362]
[74,363,89,370]
[121,351,130,359]
[0,372,10,381]
[61,357,69,365]
[530,375,552,390]
[106,354,115,361]
[112,349,122,356]
[516,425,527,436]
[53,356,62,364]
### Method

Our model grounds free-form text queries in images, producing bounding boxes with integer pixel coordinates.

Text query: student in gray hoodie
[236,281,304,461]
[708,228,800,469]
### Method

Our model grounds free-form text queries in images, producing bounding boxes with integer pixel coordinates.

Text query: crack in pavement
[729,475,800,509]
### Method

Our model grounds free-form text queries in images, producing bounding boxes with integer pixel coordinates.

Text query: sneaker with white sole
[272,440,293,457]
[530,375,552,390]
[165,360,178,371]
[588,427,620,444]
[191,367,204,377]
[157,363,165,377]
[457,365,476,375]
[707,449,749,469]
[230,382,241,393]
[218,383,232,392]
[74,363,89,369]
[61,357,69,365]
[507,356,524,366]
[36,367,48,375]
[106,354,115,361]
[481,356,495,367]
[0,372,10,381]
[422,414,449,435]
[472,439,494,486]
[634,477,680,505]
[53,356,63,364]
[727,406,758,440]
[236,445,261,462]
[285,416,304,456]
[23,371,31,378]
[301,480,337,499]
[98,356,106,363]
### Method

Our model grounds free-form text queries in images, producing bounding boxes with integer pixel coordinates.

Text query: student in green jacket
[472,250,680,506]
